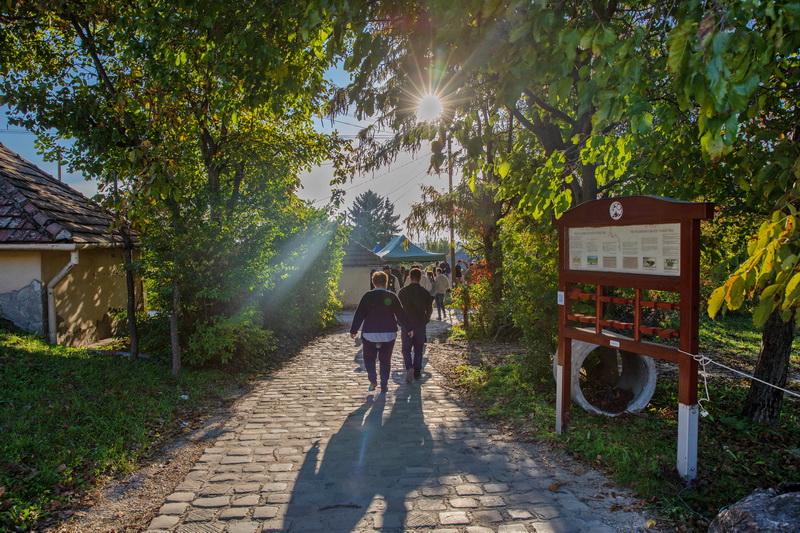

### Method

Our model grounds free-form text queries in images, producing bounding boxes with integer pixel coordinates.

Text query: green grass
[699,312,800,367]
[449,314,800,531]
[0,325,231,530]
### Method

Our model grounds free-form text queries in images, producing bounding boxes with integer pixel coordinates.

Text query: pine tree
[346,190,401,248]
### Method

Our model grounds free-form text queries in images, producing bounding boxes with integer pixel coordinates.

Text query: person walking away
[383,265,401,293]
[350,271,413,393]
[433,267,450,320]
[398,268,433,382]
[412,264,433,292]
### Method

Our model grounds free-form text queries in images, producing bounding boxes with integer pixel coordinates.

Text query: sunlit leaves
[709,213,800,326]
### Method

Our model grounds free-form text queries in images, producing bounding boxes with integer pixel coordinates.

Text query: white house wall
[0,250,43,292]
[338,266,374,307]
[0,251,46,336]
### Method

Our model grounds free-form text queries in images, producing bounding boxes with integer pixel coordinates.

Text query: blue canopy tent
[376,235,446,263]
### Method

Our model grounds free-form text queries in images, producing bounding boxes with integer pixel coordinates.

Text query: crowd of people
[369,260,475,295]
[351,259,476,395]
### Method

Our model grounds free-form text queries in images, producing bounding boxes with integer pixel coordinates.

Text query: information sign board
[553,196,714,481]
[568,223,681,276]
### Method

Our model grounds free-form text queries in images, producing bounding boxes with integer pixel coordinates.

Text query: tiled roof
[0,142,125,245]
[342,240,383,267]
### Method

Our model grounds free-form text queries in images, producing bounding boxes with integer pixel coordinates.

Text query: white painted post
[555,364,564,434]
[677,403,698,480]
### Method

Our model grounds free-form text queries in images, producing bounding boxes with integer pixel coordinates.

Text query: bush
[136,312,172,359]
[185,308,276,368]
[260,214,347,338]
[500,219,559,378]
[138,199,346,368]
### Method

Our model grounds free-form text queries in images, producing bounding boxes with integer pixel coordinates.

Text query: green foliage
[260,213,348,338]
[137,206,346,366]
[0,324,225,530]
[708,210,800,326]
[452,251,513,340]
[185,308,275,368]
[452,362,554,424]
[135,312,172,359]
[500,216,559,359]
[668,2,800,330]
[0,0,359,371]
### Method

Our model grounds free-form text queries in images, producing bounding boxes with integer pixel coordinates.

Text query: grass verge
[448,315,800,531]
[0,324,233,531]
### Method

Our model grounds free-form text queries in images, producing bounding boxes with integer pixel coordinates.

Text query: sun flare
[417,93,443,122]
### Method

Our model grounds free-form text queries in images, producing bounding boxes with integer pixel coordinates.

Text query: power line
[310,151,431,203]
[390,171,430,203]
[385,167,429,198]
[326,119,369,129]
[0,129,37,135]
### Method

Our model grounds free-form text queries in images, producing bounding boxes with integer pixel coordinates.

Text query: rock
[709,482,800,533]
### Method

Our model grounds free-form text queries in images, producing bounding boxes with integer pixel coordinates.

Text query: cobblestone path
[146,318,652,533]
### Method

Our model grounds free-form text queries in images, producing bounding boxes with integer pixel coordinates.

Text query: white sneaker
[406,368,414,383]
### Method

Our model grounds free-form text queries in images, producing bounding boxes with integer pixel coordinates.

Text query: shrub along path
[143,315,653,532]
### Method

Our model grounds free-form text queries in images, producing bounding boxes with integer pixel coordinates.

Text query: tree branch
[523,89,576,127]
[68,16,118,98]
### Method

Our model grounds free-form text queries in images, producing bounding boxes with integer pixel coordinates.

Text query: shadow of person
[282,384,432,531]
[353,346,364,373]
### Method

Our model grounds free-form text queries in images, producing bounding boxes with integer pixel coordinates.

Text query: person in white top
[412,263,432,292]
[433,267,450,320]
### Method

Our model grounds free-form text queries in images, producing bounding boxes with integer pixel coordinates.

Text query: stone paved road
[146,316,652,533]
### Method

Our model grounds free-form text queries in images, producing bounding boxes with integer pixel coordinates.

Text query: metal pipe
[46,250,79,344]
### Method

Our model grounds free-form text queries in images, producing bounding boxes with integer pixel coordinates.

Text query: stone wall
[0,279,45,336]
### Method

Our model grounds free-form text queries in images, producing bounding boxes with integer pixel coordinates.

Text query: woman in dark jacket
[350,271,412,393]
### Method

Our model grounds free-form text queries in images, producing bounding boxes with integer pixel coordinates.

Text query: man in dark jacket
[397,268,434,382]
[351,271,412,393]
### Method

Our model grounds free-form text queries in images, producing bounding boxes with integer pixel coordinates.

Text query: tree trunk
[462,283,470,329]
[171,278,181,376]
[483,230,505,335]
[741,309,796,427]
[124,243,139,359]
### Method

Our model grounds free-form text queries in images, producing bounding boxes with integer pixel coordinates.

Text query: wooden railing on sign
[564,287,681,339]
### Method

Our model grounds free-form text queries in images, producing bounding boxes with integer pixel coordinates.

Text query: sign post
[553,196,713,479]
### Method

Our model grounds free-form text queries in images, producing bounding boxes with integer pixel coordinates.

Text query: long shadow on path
[282,384,432,531]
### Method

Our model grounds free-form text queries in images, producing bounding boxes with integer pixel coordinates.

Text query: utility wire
[311,151,431,203]
[385,167,429,199]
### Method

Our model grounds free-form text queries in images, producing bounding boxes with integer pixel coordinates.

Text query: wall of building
[0,251,43,292]
[338,266,374,307]
[45,248,143,347]
[0,251,45,336]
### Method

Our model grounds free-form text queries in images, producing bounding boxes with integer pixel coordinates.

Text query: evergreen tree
[346,190,401,249]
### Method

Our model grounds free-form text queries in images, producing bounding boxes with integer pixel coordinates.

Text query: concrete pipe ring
[553,338,657,417]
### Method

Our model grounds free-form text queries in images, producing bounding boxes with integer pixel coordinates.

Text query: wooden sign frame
[553,196,714,480]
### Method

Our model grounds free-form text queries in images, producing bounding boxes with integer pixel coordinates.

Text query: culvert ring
[553,338,657,417]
